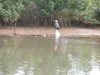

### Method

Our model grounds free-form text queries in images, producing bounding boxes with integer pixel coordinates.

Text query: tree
[0,0,31,25]
[0,0,100,27]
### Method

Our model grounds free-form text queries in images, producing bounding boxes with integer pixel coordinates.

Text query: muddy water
[0,36,100,75]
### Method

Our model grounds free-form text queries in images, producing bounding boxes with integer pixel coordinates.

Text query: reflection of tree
[0,36,35,75]
[89,49,100,75]
[0,36,24,74]
[60,38,100,75]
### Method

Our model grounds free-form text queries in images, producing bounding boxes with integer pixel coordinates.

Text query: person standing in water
[54,20,60,37]
[54,20,60,30]
[54,20,61,51]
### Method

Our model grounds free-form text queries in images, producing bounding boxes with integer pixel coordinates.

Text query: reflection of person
[55,37,59,51]
[54,20,60,30]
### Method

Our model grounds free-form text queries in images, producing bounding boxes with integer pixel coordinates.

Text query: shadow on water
[0,36,100,75]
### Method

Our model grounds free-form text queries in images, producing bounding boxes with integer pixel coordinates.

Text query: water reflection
[0,36,100,75]
[89,51,100,75]
[54,36,61,51]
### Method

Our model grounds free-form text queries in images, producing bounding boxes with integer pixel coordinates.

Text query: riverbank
[0,27,100,38]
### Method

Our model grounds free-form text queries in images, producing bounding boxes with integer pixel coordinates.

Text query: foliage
[0,0,100,26]
[0,0,31,24]
[34,0,67,16]
[0,3,3,11]
[65,0,100,23]
[94,1,100,21]
[95,9,100,21]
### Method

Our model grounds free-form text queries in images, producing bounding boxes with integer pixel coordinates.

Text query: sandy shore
[0,27,100,38]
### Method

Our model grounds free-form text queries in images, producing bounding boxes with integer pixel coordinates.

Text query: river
[0,36,100,75]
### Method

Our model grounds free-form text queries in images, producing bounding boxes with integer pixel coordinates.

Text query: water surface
[0,36,100,75]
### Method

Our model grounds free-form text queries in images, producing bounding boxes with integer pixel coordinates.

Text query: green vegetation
[0,0,100,27]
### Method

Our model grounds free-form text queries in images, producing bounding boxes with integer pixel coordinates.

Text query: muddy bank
[0,27,100,38]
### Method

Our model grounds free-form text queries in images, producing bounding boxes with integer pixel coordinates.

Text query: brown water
[0,36,100,75]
